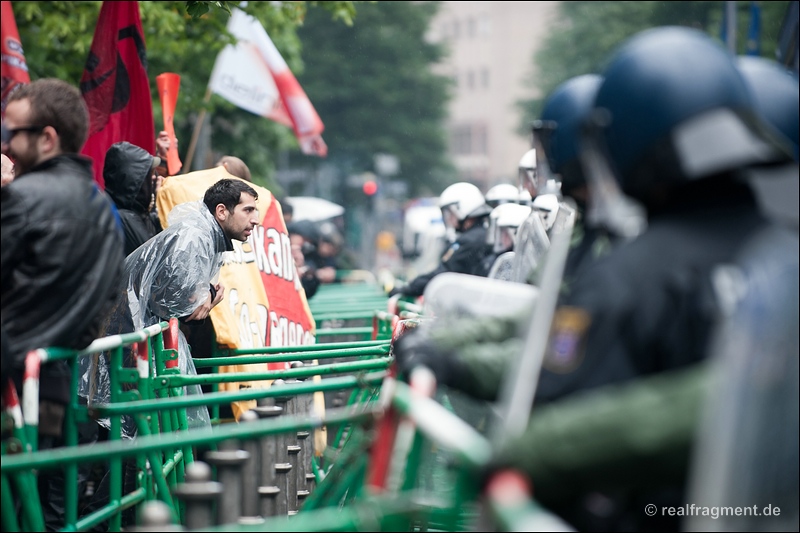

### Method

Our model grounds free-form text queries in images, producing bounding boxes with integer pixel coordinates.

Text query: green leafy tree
[517,1,792,132]
[12,1,357,191]
[293,0,455,201]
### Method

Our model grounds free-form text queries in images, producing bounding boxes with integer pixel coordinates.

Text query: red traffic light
[363,180,378,196]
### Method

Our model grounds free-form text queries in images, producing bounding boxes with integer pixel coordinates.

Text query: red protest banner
[1,1,30,118]
[80,1,154,189]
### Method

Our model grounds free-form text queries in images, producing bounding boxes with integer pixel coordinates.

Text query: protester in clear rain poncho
[79,179,260,438]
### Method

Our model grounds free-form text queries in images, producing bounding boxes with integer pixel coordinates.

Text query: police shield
[686,227,799,532]
[422,271,538,321]
[488,251,516,281]
[511,211,551,285]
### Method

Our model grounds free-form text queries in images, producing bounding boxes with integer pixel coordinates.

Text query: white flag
[209,8,327,157]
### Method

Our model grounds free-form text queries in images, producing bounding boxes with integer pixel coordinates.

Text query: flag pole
[183,85,212,173]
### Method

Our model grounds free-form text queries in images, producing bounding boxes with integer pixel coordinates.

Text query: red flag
[80,1,154,189]
[1,1,30,118]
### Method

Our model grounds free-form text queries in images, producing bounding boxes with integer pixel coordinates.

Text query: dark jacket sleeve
[404,225,490,297]
[0,186,27,296]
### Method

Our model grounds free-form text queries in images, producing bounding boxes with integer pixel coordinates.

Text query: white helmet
[532,193,560,232]
[488,203,532,253]
[485,183,519,208]
[518,188,533,206]
[438,182,491,230]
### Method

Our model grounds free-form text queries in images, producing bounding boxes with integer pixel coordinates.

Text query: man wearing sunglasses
[1,78,124,530]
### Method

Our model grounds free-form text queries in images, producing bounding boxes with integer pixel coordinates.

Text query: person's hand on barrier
[317,266,336,283]
[392,328,468,388]
[388,283,406,297]
[185,283,224,322]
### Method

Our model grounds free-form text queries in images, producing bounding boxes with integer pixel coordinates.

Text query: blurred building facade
[426,1,559,191]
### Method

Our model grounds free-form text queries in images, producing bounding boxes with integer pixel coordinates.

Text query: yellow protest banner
[156,168,323,437]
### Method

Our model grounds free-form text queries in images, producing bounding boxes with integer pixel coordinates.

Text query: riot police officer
[478,202,532,279]
[391,182,492,298]
[485,183,520,209]
[394,73,613,401]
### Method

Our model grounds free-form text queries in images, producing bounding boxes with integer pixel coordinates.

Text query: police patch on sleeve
[543,306,591,374]
[441,242,460,262]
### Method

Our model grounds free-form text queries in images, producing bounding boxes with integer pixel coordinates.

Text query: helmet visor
[441,204,460,231]
[493,226,517,254]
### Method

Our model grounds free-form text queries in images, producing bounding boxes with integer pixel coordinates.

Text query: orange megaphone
[156,73,182,175]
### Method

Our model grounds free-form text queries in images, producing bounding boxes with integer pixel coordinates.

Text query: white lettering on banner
[252,225,268,272]
[228,288,268,348]
[294,267,303,292]
[269,311,313,347]
[266,228,294,282]
[226,226,297,284]
[228,287,239,314]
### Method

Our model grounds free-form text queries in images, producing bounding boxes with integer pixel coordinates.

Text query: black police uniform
[537,180,771,403]
[402,220,489,297]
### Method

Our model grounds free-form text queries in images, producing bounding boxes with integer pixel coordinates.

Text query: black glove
[392,328,469,388]
[388,285,406,297]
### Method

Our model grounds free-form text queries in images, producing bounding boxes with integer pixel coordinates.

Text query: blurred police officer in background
[390,181,492,298]
[485,182,520,209]
[478,202,531,279]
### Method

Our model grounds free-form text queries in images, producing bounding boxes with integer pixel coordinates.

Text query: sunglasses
[1,124,46,144]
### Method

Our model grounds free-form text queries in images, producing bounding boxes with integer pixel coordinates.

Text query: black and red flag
[1,1,30,119]
[80,1,154,189]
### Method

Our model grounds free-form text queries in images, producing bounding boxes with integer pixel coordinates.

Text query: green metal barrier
[2,273,573,532]
[2,321,179,531]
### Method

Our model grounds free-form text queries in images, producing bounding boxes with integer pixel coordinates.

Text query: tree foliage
[293,1,455,200]
[518,1,793,133]
[12,1,358,191]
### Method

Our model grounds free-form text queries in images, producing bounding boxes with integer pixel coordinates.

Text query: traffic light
[363,179,378,196]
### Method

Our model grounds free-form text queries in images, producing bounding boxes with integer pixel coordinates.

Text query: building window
[452,125,472,155]
[452,19,460,39]
[481,68,490,89]
[468,17,476,38]
[451,123,488,156]
[467,70,475,90]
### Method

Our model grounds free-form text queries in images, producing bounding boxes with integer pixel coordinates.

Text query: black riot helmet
[736,55,799,162]
[536,74,603,199]
[589,26,792,209]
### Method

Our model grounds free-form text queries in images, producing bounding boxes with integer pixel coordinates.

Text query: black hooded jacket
[1,154,124,403]
[103,142,159,255]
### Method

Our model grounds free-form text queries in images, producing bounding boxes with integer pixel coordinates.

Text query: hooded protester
[103,142,162,255]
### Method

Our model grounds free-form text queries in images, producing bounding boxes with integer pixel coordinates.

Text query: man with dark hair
[78,178,259,527]
[81,177,260,412]
[1,77,124,530]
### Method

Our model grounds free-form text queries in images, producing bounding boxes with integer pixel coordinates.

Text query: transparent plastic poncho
[79,201,226,438]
